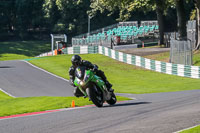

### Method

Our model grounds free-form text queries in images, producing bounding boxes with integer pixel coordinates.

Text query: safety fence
[187,20,196,49]
[37,51,54,57]
[62,46,98,54]
[62,46,200,79]
[36,46,98,57]
[98,46,199,79]
[170,39,193,65]
[37,46,200,79]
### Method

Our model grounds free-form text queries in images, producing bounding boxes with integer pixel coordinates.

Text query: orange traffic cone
[71,100,75,108]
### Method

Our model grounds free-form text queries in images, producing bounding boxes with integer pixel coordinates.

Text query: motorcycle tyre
[87,84,103,107]
[106,92,117,105]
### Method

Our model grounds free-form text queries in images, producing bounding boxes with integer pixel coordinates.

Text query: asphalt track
[0,60,200,133]
[0,60,74,97]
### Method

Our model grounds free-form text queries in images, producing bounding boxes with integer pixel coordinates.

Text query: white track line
[0,87,16,98]
[174,124,200,133]
[21,60,69,82]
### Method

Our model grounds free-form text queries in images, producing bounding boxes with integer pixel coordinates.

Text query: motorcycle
[74,66,117,107]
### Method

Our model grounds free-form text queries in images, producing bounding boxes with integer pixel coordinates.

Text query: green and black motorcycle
[74,66,117,107]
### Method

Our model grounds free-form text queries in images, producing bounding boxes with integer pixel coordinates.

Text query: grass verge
[193,51,200,66]
[29,54,200,94]
[180,125,200,133]
[0,90,12,100]
[0,93,130,117]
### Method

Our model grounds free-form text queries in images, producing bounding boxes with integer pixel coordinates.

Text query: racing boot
[74,88,84,97]
[105,81,114,92]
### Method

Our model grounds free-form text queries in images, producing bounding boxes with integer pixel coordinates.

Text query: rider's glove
[93,64,98,72]
[70,79,76,87]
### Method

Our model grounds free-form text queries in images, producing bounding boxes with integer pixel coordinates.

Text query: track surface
[0,60,200,133]
[0,60,74,97]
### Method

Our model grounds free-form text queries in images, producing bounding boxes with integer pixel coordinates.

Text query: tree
[0,0,16,33]
[196,0,200,49]
[43,0,61,30]
[56,0,91,35]
[15,0,45,38]
[155,0,165,45]
[175,0,187,40]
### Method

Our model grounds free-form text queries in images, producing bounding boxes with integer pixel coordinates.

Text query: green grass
[193,51,200,66]
[0,95,130,117]
[0,41,51,61]
[180,125,200,133]
[0,91,12,100]
[0,53,30,61]
[29,54,200,94]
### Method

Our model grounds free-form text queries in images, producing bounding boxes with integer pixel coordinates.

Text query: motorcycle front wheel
[87,84,103,107]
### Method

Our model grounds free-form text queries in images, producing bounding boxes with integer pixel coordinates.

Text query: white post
[88,17,90,35]
[64,34,67,43]
[50,34,54,55]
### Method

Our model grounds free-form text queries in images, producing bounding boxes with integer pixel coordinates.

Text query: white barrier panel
[191,66,199,78]
[166,63,172,75]
[68,47,74,54]
[127,54,132,64]
[135,56,141,67]
[80,46,88,54]
[105,47,109,56]
[177,64,185,77]
[155,61,161,72]
[111,49,116,59]
[118,52,123,62]
[145,59,151,70]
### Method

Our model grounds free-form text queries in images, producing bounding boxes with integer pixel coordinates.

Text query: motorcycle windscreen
[75,66,86,80]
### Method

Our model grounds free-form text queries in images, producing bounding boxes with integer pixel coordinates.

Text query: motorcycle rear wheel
[106,92,117,105]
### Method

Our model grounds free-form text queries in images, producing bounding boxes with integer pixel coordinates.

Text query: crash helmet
[71,55,81,67]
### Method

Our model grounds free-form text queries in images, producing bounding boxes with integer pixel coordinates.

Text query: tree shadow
[0,41,50,57]
[104,102,151,108]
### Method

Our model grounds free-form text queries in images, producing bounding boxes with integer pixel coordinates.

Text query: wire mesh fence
[170,38,193,65]
[187,20,196,49]
[167,21,197,65]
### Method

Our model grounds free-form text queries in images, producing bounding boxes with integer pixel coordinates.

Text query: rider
[69,55,113,97]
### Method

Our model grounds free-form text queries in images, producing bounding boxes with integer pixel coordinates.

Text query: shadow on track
[104,102,151,108]
[0,66,14,68]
